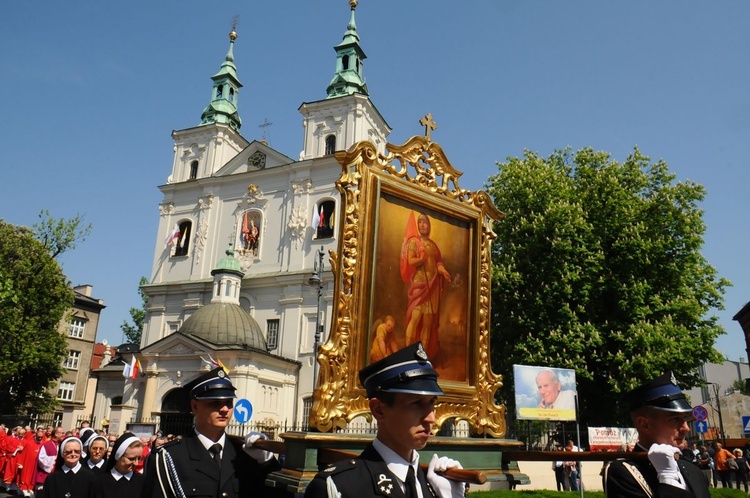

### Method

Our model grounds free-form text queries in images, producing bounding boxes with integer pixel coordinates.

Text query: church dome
[179,302,266,350]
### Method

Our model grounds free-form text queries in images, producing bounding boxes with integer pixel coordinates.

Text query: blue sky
[2,1,749,360]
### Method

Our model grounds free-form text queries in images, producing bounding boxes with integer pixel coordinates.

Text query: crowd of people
[0,421,177,498]
[676,440,750,490]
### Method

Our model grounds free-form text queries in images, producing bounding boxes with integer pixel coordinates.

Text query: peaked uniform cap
[359,342,444,398]
[623,371,692,413]
[185,366,237,400]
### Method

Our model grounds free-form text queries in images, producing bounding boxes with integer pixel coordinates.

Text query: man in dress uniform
[604,372,710,498]
[141,367,280,498]
[304,342,466,498]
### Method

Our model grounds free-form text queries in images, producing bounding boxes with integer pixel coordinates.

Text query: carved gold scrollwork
[311,137,506,436]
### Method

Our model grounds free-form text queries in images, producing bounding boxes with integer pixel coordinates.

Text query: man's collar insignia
[324,466,336,473]
[416,344,428,360]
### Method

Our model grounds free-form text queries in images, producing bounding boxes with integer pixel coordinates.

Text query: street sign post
[694,420,708,434]
[692,406,707,422]
[742,416,750,435]
[234,398,253,424]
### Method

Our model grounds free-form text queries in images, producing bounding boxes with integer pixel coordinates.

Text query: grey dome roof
[179,303,266,350]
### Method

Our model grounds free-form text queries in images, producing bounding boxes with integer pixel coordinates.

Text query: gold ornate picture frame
[311,134,507,437]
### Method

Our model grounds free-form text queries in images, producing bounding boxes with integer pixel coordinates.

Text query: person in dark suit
[141,367,280,498]
[304,342,466,498]
[38,437,98,498]
[100,433,144,498]
[604,372,711,498]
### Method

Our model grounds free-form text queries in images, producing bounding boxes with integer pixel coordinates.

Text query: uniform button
[222,493,228,497]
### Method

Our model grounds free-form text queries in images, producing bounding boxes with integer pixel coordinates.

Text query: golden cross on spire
[419,113,437,141]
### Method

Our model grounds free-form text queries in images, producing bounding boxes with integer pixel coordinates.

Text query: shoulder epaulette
[320,458,359,476]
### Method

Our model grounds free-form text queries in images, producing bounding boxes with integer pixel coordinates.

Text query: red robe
[2,435,23,485]
[18,435,41,491]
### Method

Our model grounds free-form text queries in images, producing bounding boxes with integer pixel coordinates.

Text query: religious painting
[367,191,473,383]
[311,135,506,436]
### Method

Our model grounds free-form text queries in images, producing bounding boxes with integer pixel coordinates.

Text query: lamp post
[308,246,325,392]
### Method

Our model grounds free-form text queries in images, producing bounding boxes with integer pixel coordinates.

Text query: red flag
[165,224,181,248]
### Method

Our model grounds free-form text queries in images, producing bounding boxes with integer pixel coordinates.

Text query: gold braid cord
[311,136,507,436]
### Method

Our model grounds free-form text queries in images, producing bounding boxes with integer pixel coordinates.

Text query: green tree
[486,147,729,426]
[0,220,74,414]
[33,209,92,259]
[121,276,148,345]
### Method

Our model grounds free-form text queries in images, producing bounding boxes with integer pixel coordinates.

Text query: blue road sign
[694,421,708,433]
[234,398,253,424]
[743,416,750,434]
[692,406,707,422]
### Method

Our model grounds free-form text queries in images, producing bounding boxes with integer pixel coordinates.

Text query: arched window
[189,160,198,180]
[172,220,191,257]
[325,135,336,156]
[342,55,349,70]
[314,200,336,239]
[229,88,235,102]
[216,85,223,99]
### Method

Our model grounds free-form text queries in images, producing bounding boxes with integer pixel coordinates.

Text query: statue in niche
[241,212,260,256]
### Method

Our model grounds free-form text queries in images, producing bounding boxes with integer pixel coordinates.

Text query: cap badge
[218,370,226,378]
[670,372,677,386]
[415,343,428,360]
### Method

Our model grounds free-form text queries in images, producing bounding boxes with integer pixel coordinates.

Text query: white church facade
[105,3,392,433]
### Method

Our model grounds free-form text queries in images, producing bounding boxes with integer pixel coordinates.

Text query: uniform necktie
[210,443,222,466]
[405,465,419,498]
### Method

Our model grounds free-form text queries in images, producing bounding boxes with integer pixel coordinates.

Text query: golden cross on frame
[419,113,437,141]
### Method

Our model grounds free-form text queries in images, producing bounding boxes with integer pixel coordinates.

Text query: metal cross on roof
[419,113,437,141]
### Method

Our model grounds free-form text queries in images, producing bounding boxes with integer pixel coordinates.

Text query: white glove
[426,454,465,498]
[647,444,686,489]
[242,432,273,463]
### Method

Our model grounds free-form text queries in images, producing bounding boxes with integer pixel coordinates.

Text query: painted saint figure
[401,212,451,360]
[369,316,399,363]
[241,214,260,255]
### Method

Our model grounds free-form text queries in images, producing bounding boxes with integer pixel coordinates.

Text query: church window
[68,318,86,338]
[64,350,81,370]
[325,135,336,155]
[216,85,223,99]
[314,200,336,240]
[229,88,235,102]
[342,55,349,70]
[302,397,312,430]
[189,160,198,180]
[173,220,191,257]
[266,319,279,351]
[57,382,75,401]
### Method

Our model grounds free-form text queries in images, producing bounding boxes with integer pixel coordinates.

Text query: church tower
[298,0,391,160]
[168,28,250,184]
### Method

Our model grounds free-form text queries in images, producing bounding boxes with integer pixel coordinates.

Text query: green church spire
[326,0,368,99]
[200,28,243,131]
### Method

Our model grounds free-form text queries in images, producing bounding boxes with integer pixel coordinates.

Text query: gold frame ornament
[311,134,506,437]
